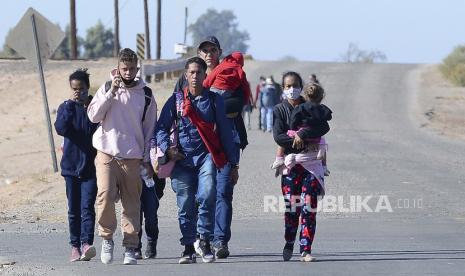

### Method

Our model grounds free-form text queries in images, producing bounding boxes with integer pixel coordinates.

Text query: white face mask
[283,87,302,100]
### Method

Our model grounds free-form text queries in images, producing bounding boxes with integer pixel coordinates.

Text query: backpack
[105,81,153,122]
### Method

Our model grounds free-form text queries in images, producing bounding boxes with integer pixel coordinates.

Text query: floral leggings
[281,164,322,253]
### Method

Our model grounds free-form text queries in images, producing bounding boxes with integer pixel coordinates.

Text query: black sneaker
[283,243,294,261]
[198,239,215,263]
[213,242,230,259]
[144,241,157,259]
[179,245,196,264]
[134,248,143,260]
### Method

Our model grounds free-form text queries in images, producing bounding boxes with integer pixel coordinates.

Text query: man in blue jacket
[174,36,246,259]
[155,57,239,264]
[54,69,99,262]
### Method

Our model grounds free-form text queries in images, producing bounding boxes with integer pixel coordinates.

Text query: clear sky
[1,0,465,64]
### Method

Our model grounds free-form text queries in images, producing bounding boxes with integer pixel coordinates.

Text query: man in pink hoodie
[87,48,157,265]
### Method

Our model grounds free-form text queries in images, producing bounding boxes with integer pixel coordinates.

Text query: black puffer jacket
[273,99,329,155]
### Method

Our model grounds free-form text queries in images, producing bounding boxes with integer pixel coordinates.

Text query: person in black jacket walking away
[54,69,99,262]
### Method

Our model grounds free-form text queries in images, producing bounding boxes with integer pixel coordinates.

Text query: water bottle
[140,165,155,188]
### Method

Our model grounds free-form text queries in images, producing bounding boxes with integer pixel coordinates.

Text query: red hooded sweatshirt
[203,51,252,105]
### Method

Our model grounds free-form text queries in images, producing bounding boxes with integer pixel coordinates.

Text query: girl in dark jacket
[54,69,99,262]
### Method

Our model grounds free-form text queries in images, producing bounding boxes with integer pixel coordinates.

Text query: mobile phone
[116,70,125,88]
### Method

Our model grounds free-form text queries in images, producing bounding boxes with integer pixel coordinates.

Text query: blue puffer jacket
[54,98,99,179]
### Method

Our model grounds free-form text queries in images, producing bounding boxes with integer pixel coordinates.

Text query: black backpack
[105,81,153,122]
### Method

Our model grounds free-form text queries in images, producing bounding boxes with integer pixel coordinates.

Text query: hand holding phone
[111,72,124,95]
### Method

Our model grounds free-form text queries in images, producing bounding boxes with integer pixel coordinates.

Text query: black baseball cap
[198,36,221,50]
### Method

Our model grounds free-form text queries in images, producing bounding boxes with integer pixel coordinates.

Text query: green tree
[188,9,249,55]
[440,45,465,87]
[52,24,84,59]
[83,20,114,59]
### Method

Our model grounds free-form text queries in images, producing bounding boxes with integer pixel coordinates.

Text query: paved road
[2,61,465,275]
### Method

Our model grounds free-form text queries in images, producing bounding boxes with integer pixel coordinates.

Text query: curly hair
[118,48,138,64]
[302,75,324,103]
[69,68,90,88]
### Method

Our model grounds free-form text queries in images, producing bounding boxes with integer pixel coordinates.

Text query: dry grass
[0,59,177,224]
[440,45,465,86]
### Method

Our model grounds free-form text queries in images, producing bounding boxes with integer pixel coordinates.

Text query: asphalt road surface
[1,61,465,275]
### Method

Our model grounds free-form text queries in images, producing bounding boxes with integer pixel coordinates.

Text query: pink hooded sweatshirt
[87,69,157,162]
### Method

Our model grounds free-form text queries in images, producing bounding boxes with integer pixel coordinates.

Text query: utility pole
[70,0,77,59]
[156,0,161,59]
[184,7,188,44]
[144,0,151,59]
[114,0,120,56]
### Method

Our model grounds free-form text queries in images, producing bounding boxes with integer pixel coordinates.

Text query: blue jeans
[64,176,97,247]
[261,107,273,131]
[137,181,160,249]
[171,154,216,245]
[214,143,240,245]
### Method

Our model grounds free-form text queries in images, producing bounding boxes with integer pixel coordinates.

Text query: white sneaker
[123,248,137,265]
[300,251,316,262]
[100,239,114,264]
[194,238,202,256]
[197,239,215,263]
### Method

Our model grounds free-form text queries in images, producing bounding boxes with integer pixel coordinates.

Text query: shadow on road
[226,249,465,263]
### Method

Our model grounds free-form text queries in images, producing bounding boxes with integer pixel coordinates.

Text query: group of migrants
[54,35,332,265]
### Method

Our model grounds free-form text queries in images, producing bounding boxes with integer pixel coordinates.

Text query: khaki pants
[95,151,142,248]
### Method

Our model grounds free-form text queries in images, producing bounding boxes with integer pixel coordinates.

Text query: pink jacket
[87,69,157,162]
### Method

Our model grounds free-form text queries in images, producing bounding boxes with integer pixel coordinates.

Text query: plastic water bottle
[140,165,155,188]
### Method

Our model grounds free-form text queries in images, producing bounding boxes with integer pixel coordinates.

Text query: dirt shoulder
[415,64,465,141]
[0,59,175,224]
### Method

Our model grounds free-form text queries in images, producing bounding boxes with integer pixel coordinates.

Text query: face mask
[283,87,302,100]
[121,77,135,86]
[118,69,136,86]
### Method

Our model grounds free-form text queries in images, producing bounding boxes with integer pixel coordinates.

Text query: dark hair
[185,56,207,72]
[309,74,319,84]
[69,68,90,88]
[259,76,265,81]
[302,76,325,103]
[281,71,303,89]
[118,48,138,64]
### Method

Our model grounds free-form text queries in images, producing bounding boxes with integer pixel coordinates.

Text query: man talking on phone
[87,48,157,265]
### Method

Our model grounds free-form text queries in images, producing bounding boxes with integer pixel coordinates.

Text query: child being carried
[272,75,332,177]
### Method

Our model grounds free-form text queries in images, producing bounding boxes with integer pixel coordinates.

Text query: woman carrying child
[272,72,331,262]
